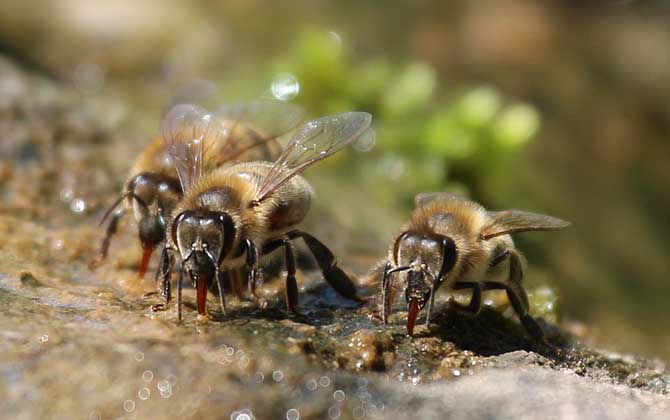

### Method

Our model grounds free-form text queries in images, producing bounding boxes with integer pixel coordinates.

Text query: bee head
[393,231,458,335]
[172,210,236,267]
[127,173,182,277]
[172,210,236,315]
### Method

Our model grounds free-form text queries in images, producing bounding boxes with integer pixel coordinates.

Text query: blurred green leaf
[381,62,437,117]
[493,103,540,149]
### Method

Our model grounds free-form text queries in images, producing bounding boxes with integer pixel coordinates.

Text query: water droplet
[319,376,331,388]
[239,409,253,419]
[142,370,153,382]
[271,74,300,101]
[286,408,300,420]
[327,31,342,46]
[226,346,235,357]
[71,198,87,213]
[328,406,341,419]
[157,380,170,392]
[134,352,144,362]
[51,238,64,251]
[123,400,135,413]
[40,334,49,343]
[60,188,74,202]
[235,413,251,420]
[333,390,345,402]
[306,378,318,391]
[254,372,265,383]
[160,389,172,399]
[138,387,150,400]
[452,369,461,377]
[272,370,284,382]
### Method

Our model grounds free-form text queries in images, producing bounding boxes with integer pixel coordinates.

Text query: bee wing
[212,100,304,163]
[254,112,373,203]
[481,210,571,240]
[162,79,219,116]
[161,104,222,192]
[414,192,470,207]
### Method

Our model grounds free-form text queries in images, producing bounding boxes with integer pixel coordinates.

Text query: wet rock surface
[1,56,669,419]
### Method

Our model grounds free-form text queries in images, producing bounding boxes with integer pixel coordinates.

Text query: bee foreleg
[214,265,226,316]
[151,246,173,312]
[244,239,266,307]
[381,262,392,324]
[283,239,299,313]
[229,269,246,299]
[158,247,173,303]
[89,208,126,269]
[177,266,184,321]
[449,282,483,316]
[286,230,365,303]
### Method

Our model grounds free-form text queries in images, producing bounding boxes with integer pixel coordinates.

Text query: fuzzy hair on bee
[90,100,304,280]
[373,192,570,343]
[155,111,373,320]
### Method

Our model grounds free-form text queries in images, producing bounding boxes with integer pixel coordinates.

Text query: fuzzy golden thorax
[169,161,313,267]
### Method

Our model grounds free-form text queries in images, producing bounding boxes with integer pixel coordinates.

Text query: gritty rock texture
[1,55,668,419]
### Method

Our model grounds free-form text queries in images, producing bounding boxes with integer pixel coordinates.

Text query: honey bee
[90,101,303,279]
[156,111,373,319]
[374,192,570,341]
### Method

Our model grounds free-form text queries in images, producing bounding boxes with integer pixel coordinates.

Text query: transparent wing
[481,210,571,240]
[162,79,219,117]
[414,192,470,207]
[212,100,304,163]
[160,104,221,192]
[254,112,373,203]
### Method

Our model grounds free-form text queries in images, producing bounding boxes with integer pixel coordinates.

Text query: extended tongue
[407,298,420,336]
[138,243,154,279]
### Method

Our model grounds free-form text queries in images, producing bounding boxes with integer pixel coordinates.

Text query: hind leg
[449,282,483,316]
[286,230,365,303]
[482,249,545,343]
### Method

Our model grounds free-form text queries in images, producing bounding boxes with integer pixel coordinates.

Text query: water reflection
[271,74,300,101]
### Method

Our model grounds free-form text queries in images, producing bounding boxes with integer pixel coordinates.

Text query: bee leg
[230,268,246,299]
[381,262,393,324]
[245,239,267,309]
[482,280,539,337]
[152,247,172,312]
[286,230,365,303]
[449,282,483,316]
[89,208,126,269]
[177,266,184,321]
[282,239,300,314]
[214,265,226,317]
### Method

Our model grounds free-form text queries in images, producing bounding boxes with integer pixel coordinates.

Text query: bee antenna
[422,268,439,326]
[387,265,412,276]
[99,192,148,226]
